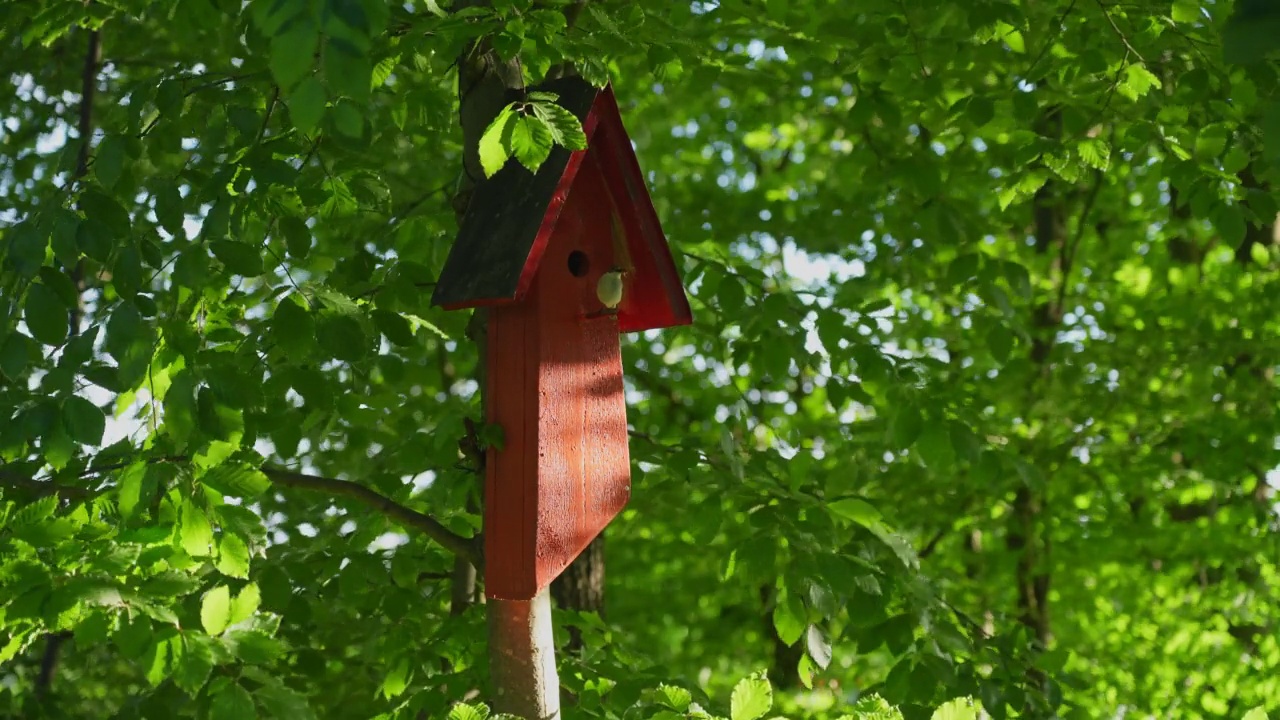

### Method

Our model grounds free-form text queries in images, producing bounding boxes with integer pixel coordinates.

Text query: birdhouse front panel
[483,153,632,601]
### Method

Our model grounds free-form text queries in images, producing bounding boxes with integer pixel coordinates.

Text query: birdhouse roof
[431,76,692,333]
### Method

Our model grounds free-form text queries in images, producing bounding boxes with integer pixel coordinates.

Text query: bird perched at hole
[589,266,627,318]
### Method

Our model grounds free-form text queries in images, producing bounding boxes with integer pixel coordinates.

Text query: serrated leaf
[372,308,414,346]
[211,683,257,720]
[203,463,271,498]
[62,394,105,445]
[201,585,232,635]
[448,703,490,720]
[173,634,214,696]
[932,698,979,720]
[730,673,773,720]
[510,114,554,173]
[530,100,588,150]
[1077,138,1110,171]
[229,582,260,626]
[255,682,316,720]
[657,684,693,711]
[181,500,214,557]
[479,104,518,177]
[828,497,881,527]
[217,533,251,579]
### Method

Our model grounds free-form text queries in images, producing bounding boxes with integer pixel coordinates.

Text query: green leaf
[173,635,214,696]
[915,423,955,470]
[530,100,588,150]
[211,683,257,720]
[1222,9,1280,65]
[931,698,979,720]
[805,624,832,669]
[510,114,554,173]
[1241,708,1269,720]
[325,39,372,101]
[255,682,317,720]
[1077,138,1110,171]
[729,672,773,720]
[5,221,47,278]
[656,684,692,711]
[216,533,251,579]
[379,658,410,699]
[201,585,232,635]
[164,370,198,444]
[62,395,105,445]
[269,18,318,90]
[771,592,806,645]
[1118,63,1162,100]
[211,240,265,276]
[479,104,519,177]
[986,323,1014,364]
[1212,203,1247,247]
[828,497,881,527]
[372,308,414,346]
[1,332,36,380]
[24,282,69,346]
[448,704,489,720]
[95,135,126,188]
[888,403,923,449]
[229,582,261,626]
[317,314,368,362]
[272,296,316,356]
[288,77,327,135]
[333,100,363,137]
[280,216,312,258]
[181,500,214,557]
[204,463,271,497]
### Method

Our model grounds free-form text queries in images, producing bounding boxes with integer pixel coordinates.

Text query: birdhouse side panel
[528,170,632,593]
[589,92,693,333]
[484,301,541,600]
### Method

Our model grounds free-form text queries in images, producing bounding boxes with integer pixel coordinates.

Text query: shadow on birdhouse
[432,76,693,600]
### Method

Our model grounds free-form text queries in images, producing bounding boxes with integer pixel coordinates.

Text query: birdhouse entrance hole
[567,250,590,277]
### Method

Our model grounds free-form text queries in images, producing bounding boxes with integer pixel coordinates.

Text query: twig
[261,466,482,567]
[1094,0,1145,64]
[69,28,102,337]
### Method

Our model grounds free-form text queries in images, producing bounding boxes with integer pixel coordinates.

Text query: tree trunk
[551,534,606,653]
[487,590,561,719]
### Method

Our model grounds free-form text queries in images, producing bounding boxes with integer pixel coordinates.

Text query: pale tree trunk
[488,591,561,719]
[451,1,586,715]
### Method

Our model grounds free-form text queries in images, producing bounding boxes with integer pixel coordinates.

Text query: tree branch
[261,466,482,567]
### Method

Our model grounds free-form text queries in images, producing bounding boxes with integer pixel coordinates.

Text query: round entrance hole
[567,250,590,277]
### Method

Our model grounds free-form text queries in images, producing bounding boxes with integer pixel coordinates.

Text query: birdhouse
[432,76,693,600]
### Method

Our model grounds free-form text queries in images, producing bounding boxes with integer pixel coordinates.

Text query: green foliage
[1,0,1280,719]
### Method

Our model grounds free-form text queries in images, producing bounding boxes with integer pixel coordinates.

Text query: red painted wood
[435,80,692,334]
[484,153,631,601]
[590,87,693,333]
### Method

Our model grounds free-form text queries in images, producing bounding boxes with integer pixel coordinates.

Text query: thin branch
[261,466,482,567]
[1094,0,1145,64]
[69,27,103,336]
[1054,167,1104,314]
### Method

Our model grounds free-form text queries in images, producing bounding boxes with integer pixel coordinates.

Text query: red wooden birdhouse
[432,77,693,601]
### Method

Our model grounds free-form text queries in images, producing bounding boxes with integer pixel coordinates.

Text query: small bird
[589,266,626,318]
